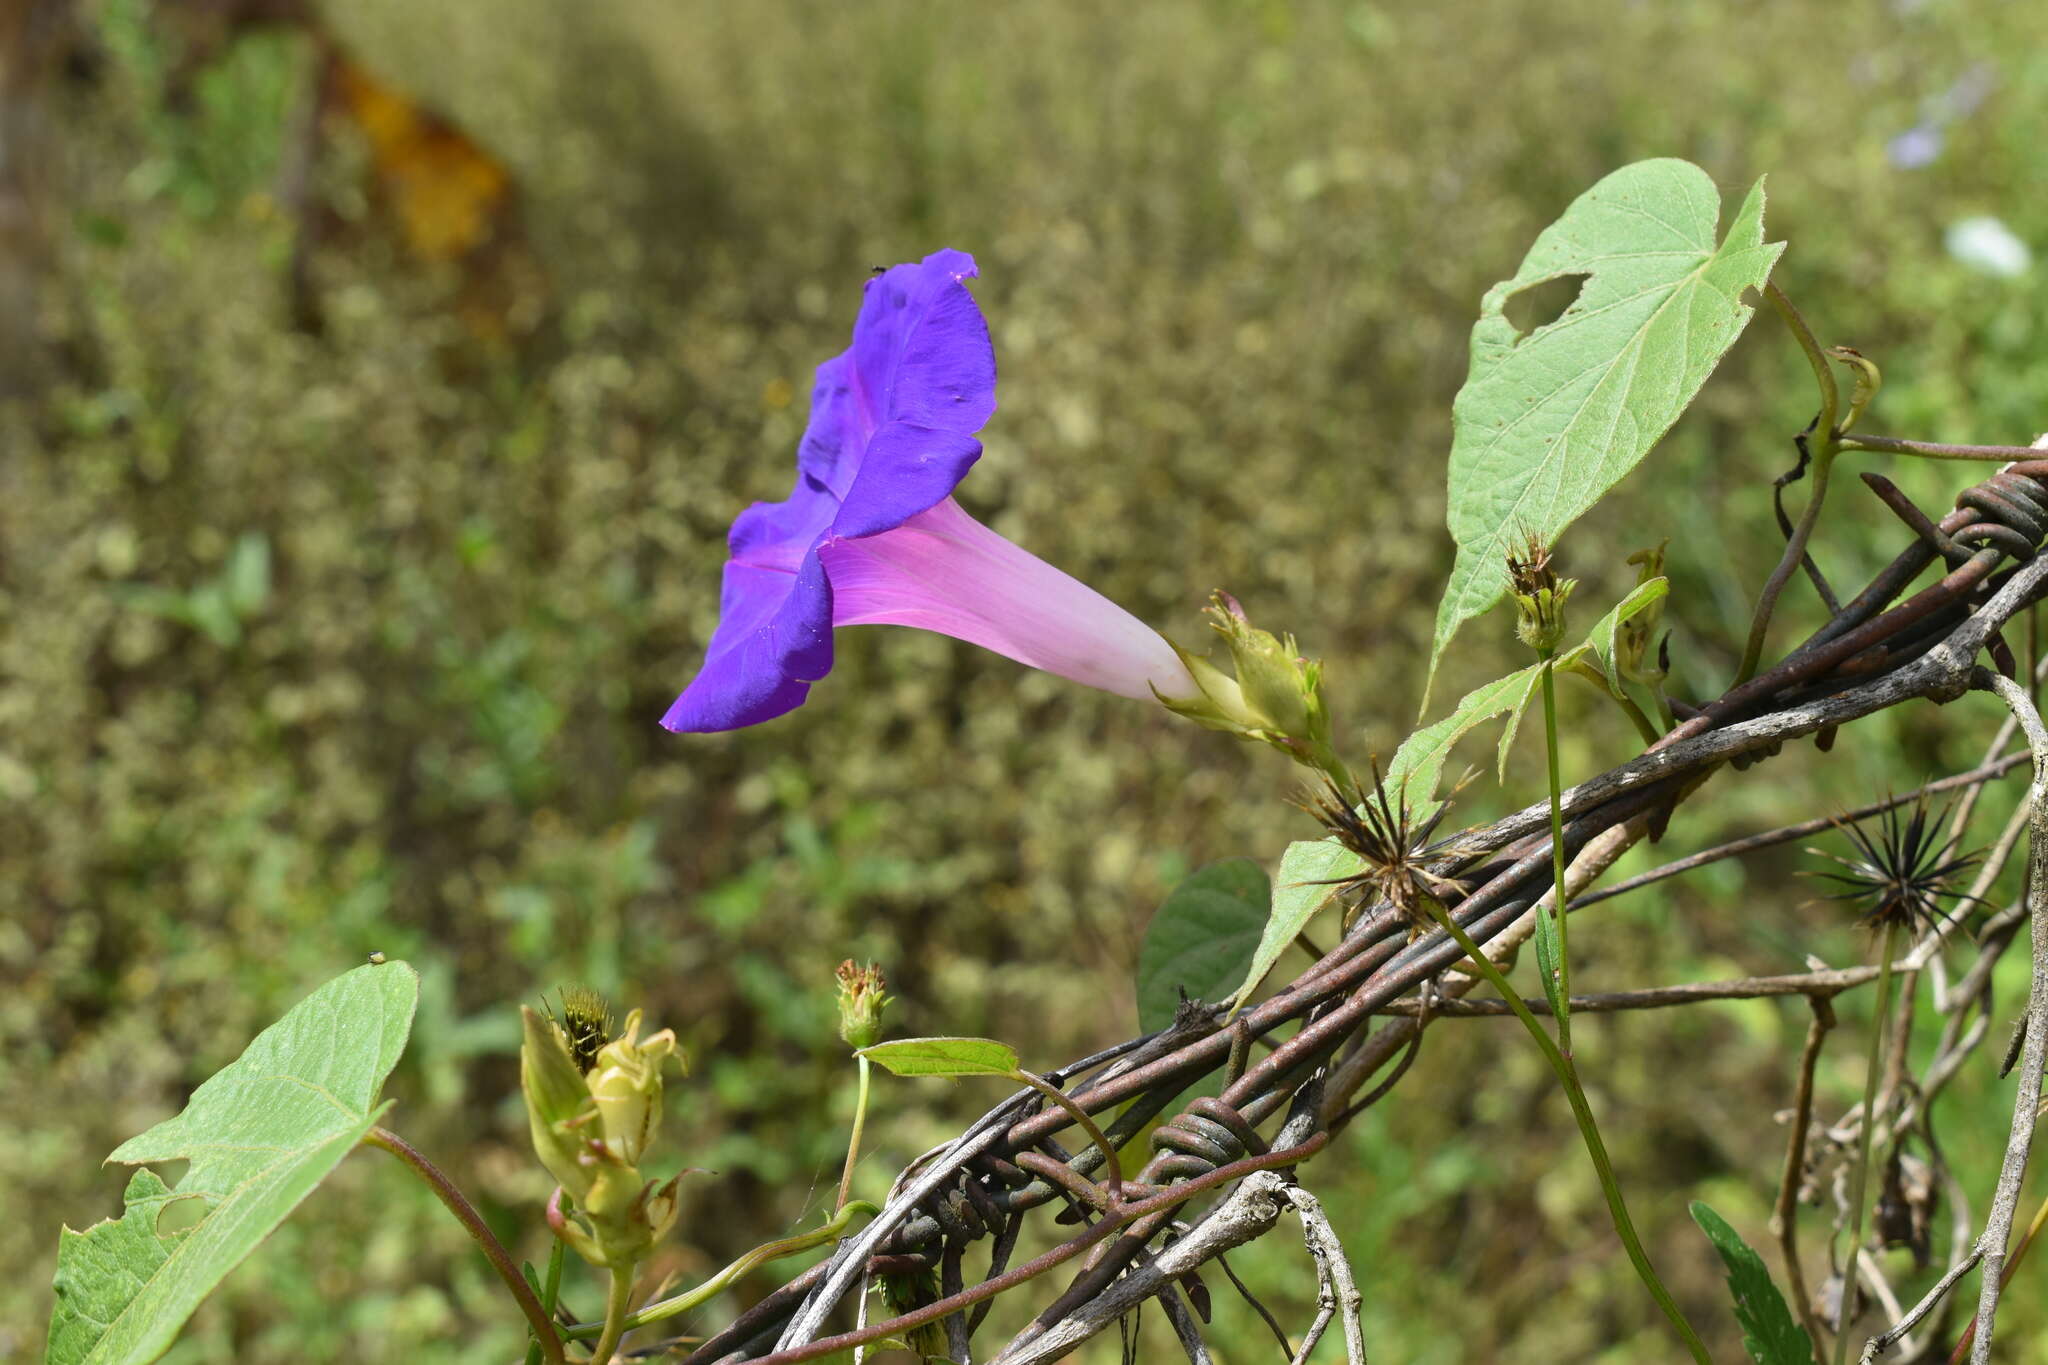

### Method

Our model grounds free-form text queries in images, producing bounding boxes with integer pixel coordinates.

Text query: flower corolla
[662,250,1196,732]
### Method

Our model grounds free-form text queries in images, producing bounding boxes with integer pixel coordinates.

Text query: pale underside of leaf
[1426,158,1783,704]
[48,962,419,1365]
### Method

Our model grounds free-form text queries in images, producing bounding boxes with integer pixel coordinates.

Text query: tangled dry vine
[668,450,2048,1365]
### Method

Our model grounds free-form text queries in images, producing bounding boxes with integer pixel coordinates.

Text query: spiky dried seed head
[1304,759,1467,935]
[1807,791,1984,936]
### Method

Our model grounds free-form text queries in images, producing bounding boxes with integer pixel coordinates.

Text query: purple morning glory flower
[663,249,1197,733]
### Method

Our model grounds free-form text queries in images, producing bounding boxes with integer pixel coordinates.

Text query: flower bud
[1507,536,1576,655]
[835,960,891,1050]
[521,1006,597,1202]
[1158,593,1354,798]
[1208,593,1320,743]
[523,998,686,1269]
[587,1008,678,1169]
[1162,595,1332,743]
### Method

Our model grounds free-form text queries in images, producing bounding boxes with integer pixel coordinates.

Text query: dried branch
[1573,757,2029,914]
[1777,995,1837,1353]
[1282,1185,1367,1365]
[1859,1247,1982,1363]
[1376,966,1878,1017]
[1157,1282,1215,1365]
[1964,670,2048,1362]
[986,1173,1292,1365]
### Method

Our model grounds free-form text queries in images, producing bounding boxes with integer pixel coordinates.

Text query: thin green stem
[1834,923,1899,1365]
[1768,280,1840,435]
[586,1265,637,1365]
[1013,1068,1123,1206]
[523,1218,569,1365]
[363,1126,567,1365]
[565,1200,878,1338]
[1740,282,1843,685]
[1425,905,1711,1364]
[1541,654,1573,1055]
[1648,682,1675,733]
[836,1053,871,1212]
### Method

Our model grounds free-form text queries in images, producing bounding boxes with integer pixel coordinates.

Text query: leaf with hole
[48,961,420,1365]
[1137,858,1271,1034]
[1689,1201,1816,1365]
[859,1036,1021,1079]
[1426,158,1782,702]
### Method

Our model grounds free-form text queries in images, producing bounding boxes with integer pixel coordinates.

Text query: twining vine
[45,158,2048,1365]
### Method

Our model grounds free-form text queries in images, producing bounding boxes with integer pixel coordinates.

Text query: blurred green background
[8,0,2048,1359]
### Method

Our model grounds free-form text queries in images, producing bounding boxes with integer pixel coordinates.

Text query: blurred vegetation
[7,0,2048,1360]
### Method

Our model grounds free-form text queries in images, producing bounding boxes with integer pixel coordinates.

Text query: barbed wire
[685,456,2048,1365]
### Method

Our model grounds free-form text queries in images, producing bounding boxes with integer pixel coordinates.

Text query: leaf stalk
[363,1125,567,1365]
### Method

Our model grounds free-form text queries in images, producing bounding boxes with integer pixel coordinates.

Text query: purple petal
[664,249,1003,735]
[819,497,1195,701]
[795,355,862,499]
[829,424,983,541]
[662,553,835,732]
[728,476,838,572]
[852,250,997,436]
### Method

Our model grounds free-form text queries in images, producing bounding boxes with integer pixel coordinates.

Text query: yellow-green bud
[587,1008,678,1169]
[835,960,891,1050]
[1208,593,1318,743]
[521,1006,597,1202]
[522,1000,685,1269]
[1506,537,1576,655]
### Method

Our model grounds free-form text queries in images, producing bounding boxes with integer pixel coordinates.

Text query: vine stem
[1012,1068,1123,1206]
[522,1228,567,1365]
[362,1126,567,1365]
[565,1200,878,1339]
[1965,670,2048,1362]
[1541,653,1573,1055]
[1739,281,1841,684]
[1422,903,1711,1363]
[1834,922,1898,1365]
[1839,434,2048,462]
[837,1054,872,1212]
[586,1265,636,1365]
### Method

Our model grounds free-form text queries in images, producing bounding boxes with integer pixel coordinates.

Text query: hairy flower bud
[1507,536,1576,655]
[835,960,891,1050]
[1158,592,1354,796]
